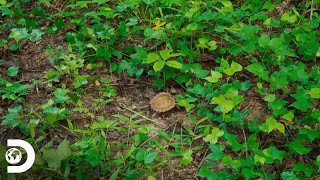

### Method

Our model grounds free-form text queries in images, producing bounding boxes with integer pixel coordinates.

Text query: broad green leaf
[258,34,270,47]
[153,60,165,72]
[145,53,160,63]
[9,28,29,42]
[241,168,261,180]
[43,149,61,169]
[281,12,297,24]
[203,127,224,144]
[211,94,225,105]
[268,38,283,50]
[245,63,268,80]
[220,1,234,13]
[226,22,243,32]
[262,146,286,162]
[254,154,266,164]
[290,99,312,112]
[316,155,320,169]
[220,100,234,114]
[259,117,285,134]
[135,148,147,162]
[281,172,298,180]
[197,38,209,48]
[207,40,217,50]
[29,29,45,41]
[206,144,225,161]
[73,75,88,88]
[7,66,19,77]
[180,149,193,165]
[0,0,7,6]
[287,140,311,155]
[1,106,22,127]
[166,60,182,69]
[56,139,71,160]
[144,152,157,164]
[203,71,222,83]
[292,162,315,177]
[186,23,204,31]
[159,49,171,60]
[221,155,241,169]
[263,94,275,102]
[282,111,294,121]
[306,88,320,99]
[263,1,275,10]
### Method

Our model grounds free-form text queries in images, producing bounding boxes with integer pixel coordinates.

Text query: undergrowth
[0,0,320,179]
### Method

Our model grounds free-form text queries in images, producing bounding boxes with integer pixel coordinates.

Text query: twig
[310,0,314,21]
[241,125,248,158]
[118,104,166,126]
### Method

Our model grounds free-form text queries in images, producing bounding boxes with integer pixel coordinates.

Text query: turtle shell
[150,92,175,112]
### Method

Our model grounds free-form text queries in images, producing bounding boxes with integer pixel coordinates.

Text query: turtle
[150,92,175,112]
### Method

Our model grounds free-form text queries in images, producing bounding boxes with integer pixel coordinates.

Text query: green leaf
[306,88,320,99]
[221,155,241,169]
[281,111,294,121]
[1,106,22,127]
[9,28,29,42]
[206,144,225,161]
[316,155,320,169]
[263,1,275,10]
[258,34,270,47]
[290,99,312,112]
[262,146,286,162]
[144,152,157,164]
[241,168,261,180]
[153,60,165,72]
[220,0,234,13]
[29,29,45,41]
[135,148,147,162]
[287,140,311,155]
[180,149,193,165]
[245,63,268,80]
[268,38,283,51]
[73,75,88,88]
[203,71,222,83]
[159,49,171,61]
[166,60,182,69]
[259,117,285,134]
[186,23,204,31]
[222,60,242,76]
[292,162,315,177]
[207,40,218,50]
[203,127,224,144]
[0,0,6,5]
[56,139,71,160]
[254,154,266,165]
[145,53,160,63]
[281,12,297,24]
[7,66,19,77]
[43,149,61,169]
[280,172,298,180]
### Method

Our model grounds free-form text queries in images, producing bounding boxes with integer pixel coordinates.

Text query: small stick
[118,104,166,126]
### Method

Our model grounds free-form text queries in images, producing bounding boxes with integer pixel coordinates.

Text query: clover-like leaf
[259,117,285,134]
[203,127,224,144]
[306,88,320,99]
[203,71,222,83]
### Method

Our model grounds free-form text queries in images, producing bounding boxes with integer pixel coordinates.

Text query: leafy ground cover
[0,0,319,179]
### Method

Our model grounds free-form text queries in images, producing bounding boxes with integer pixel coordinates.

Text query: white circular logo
[5,148,22,165]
